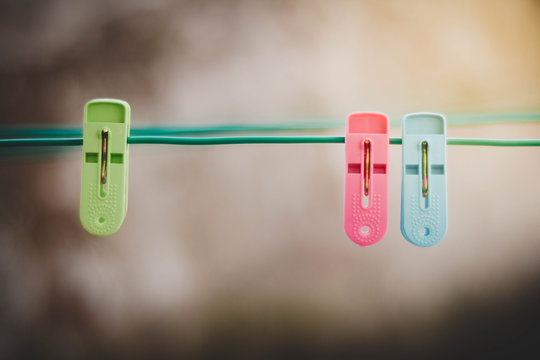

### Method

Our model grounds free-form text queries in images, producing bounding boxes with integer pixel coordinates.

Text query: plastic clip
[80,99,131,236]
[401,112,447,246]
[344,112,389,246]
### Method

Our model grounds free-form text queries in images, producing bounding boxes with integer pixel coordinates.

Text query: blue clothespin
[400,113,447,246]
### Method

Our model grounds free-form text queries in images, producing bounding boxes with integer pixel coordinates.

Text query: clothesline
[1,136,540,147]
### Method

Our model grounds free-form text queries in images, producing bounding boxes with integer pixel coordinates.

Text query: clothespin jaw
[344,112,389,246]
[400,113,447,246]
[80,99,130,236]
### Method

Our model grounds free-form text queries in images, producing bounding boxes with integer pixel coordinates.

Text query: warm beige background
[1,0,539,358]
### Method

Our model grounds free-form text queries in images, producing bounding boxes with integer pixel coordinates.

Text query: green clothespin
[80,99,130,235]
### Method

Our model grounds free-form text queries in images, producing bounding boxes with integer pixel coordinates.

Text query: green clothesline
[1,112,539,138]
[1,136,540,147]
[1,111,539,148]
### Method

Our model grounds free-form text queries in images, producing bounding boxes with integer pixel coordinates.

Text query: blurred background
[1,0,540,359]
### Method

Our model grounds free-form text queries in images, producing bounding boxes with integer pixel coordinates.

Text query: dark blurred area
[1,0,540,359]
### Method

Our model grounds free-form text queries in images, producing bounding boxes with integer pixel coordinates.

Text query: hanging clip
[400,113,447,246]
[344,112,389,246]
[80,99,131,236]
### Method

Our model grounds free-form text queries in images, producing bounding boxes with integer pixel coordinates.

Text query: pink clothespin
[344,112,389,246]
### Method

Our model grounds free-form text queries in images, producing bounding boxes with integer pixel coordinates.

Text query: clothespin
[344,112,389,246]
[401,112,447,246]
[80,99,130,236]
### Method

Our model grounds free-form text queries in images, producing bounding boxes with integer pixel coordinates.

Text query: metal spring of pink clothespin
[344,112,389,246]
